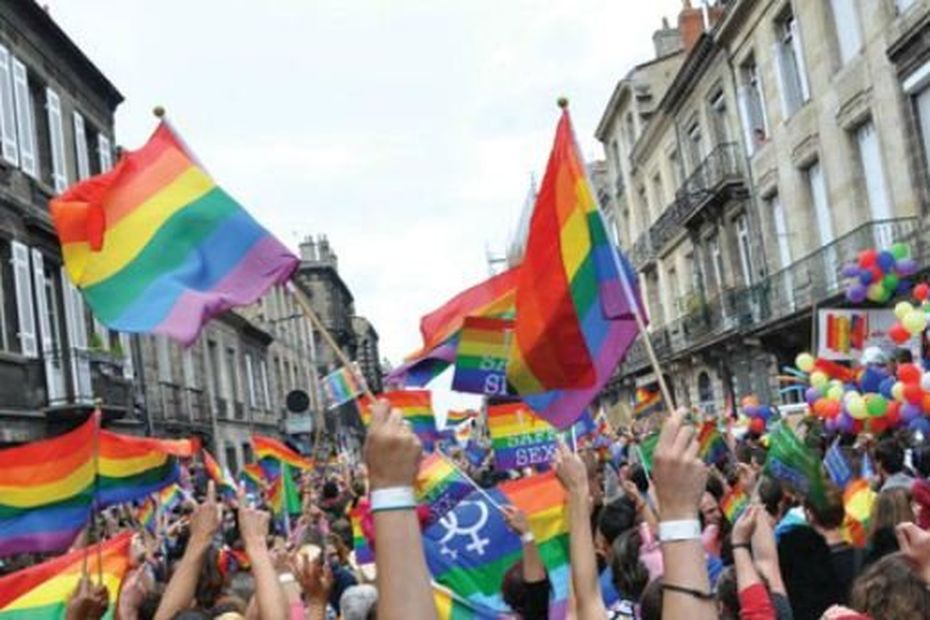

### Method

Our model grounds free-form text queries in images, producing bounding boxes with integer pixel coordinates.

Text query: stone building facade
[0,1,141,444]
[598,0,925,417]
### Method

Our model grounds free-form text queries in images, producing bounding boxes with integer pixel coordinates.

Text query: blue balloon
[758,406,774,421]
[878,251,896,272]
[897,279,914,294]
[897,258,919,277]
[908,416,930,434]
[859,269,873,285]
[902,403,922,423]
[846,283,867,303]
[860,367,887,393]
[879,377,896,399]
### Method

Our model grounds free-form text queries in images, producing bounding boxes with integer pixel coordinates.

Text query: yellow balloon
[810,371,828,388]
[796,353,815,373]
[892,381,906,402]
[903,310,928,335]
[827,385,844,401]
[847,396,867,420]
[895,301,915,320]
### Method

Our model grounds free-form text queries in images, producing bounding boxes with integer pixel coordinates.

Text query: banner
[817,308,916,361]
[451,317,514,396]
[487,402,557,470]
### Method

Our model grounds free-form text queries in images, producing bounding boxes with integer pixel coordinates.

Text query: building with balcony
[352,315,382,394]
[597,0,924,418]
[0,1,143,443]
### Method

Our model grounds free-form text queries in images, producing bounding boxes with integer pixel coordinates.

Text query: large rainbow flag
[97,430,181,508]
[487,402,558,470]
[50,122,299,345]
[506,104,641,429]
[357,391,438,442]
[0,531,133,619]
[253,434,315,470]
[0,415,96,556]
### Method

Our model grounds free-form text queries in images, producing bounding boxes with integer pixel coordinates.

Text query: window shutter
[72,111,89,180]
[119,332,133,379]
[11,241,36,357]
[60,267,92,401]
[772,42,791,121]
[260,358,270,410]
[245,354,256,407]
[11,58,35,177]
[32,250,66,402]
[790,18,811,102]
[46,88,67,192]
[736,86,756,156]
[0,45,18,165]
[156,335,172,383]
[97,134,112,172]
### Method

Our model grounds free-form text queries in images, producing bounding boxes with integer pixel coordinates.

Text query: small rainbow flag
[0,531,132,619]
[445,410,476,428]
[158,483,186,511]
[218,546,251,578]
[268,463,301,518]
[720,485,748,524]
[697,421,728,465]
[203,450,238,496]
[97,430,181,508]
[357,391,438,443]
[349,506,374,566]
[634,387,662,418]
[0,413,96,557]
[50,122,299,345]
[415,453,474,526]
[321,364,365,409]
[451,316,514,397]
[239,463,265,492]
[487,402,558,470]
[136,496,158,534]
[253,434,315,470]
[842,478,876,548]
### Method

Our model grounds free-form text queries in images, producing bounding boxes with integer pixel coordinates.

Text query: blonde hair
[869,488,914,538]
[850,553,930,619]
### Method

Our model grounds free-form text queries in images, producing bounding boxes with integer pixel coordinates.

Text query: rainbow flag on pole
[136,496,158,534]
[97,430,181,508]
[50,121,299,345]
[415,453,474,526]
[487,402,558,470]
[203,449,238,496]
[445,410,476,428]
[358,391,438,443]
[349,506,374,566]
[506,104,641,429]
[253,434,315,470]
[451,317,514,397]
[634,387,662,419]
[720,484,748,524]
[321,364,365,409]
[697,421,728,465]
[0,531,133,619]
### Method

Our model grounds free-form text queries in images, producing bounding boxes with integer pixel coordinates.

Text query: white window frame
[32,250,66,402]
[156,334,172,383]
[773,12,810,119]
[11,240,36,357]
[119,332,133,379]
[855,120,892,222]
[769,195,792,269]
[60,267,92,402]
[735,214,754,285]
[830,0,862,65]
[11,58,35,177]
[46,88,67,192]
[808,161,833,245]
[260,357,271,411]
[0,44,18,166]
[709,235,725,292]
[245,352,257,408]
[97,133,112,172]
[72,111,89,180]
[182,346,197,388]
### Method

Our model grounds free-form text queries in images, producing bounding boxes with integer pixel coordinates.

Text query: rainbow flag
[158,483,186,511]
[637,433,660,476]
[842,479,876,548]
[50,122,299,345]
[239,463,265,492]
[720,485,748,524]
[268,463,301,518]
[97,430,180,508]
[0,531,132,619]
[454,420,474,444]
[451,317,514,397]
[203,450,238,496]
[499,472,570,618]
[445,410,476,428]
[321,364,365,409]
[218,546,251,579]
[136,496,158,534]
[634,387,662,418]
[697,421,728,465]
[349,506,374,566]
[432,582,500,619]
[253,434,315,470]
[765,423,827,509]
[357,391,438,442]
[506,106,640,429]
[487,402,557,470]
[0,415,96,557]
[416,453,474,526]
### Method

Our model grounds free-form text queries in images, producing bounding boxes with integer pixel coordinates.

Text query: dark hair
[138,592,162,620]
[323,481,340,500]
[501,561,530,617]
[851,553,930,620]
[705,475,724,502]
[596,496,637,546]
[639,578,663,620]
[804,484,845,529]
[610,528,649,601]
[195,545,225,609]
[715,567,739,620]
[875,439,905,475]
[895,349,914,364]
[629,465,649,495]
[912,445,930,478]
[758,476,784,519]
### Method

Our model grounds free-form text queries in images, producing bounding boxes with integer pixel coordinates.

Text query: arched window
[698,372,714,404]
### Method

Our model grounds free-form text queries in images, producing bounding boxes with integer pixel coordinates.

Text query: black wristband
[662,583,715,600]
[732,542,752,551]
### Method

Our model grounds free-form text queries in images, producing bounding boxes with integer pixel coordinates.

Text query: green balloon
[883,273,900,291]
[866,395,887,417]
[891,243,910,260]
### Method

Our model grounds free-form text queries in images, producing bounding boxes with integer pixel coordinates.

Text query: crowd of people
[6,397,930,619]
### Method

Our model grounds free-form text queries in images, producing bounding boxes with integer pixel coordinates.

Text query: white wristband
[658,519,701,542]
[520,531,535,545]
[278,572,295,584]
[370,486,416,512]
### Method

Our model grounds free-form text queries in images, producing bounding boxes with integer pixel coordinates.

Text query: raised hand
[363,399,422,490]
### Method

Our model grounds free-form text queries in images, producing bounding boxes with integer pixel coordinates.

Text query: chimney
[299,235,318,261]
[652,16,682,58]
[678,0,705,54]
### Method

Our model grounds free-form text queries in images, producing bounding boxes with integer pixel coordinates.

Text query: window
[45,88,67,192]
[244,351,257,408]
[624,112,636,149]
[709,91,730,146]
[686,122,703,170]
[260,358,271,411]
[830,0,862,65]
[72,112,90,180]
[651,172,666,209]
[97,134,112,172]
[33,251,66,402]
[610,139,620,172]
[774,11,810,118]
[225,445,238,474]
[916,86,930,184]
[242,443,253,465]
[738,55,769,154]
[11,58,36,177]
[855,121,891,223]
[766,195,792,269]
[669,149,683,188]
[61,268,91,401]
[698,372,714,404]
[182,346,197,388]
[896,0,917,15]
[735,214,754,285]
[708,234,726,292]
[11,241,35,357]
[807,161,833,245]
[0,45,18,166]
[666,266,680,320]
[226,347,240,403]
[207,339,221,397]
[156,335,172,383]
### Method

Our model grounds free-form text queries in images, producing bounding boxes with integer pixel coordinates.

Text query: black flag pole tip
[557,97,569,110]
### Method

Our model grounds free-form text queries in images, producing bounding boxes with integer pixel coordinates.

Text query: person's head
[870,488,914,538]
[862,346,890,370]
[715,567,740,620]
[594,496,637,561]
[639,578,664,620]
[875,438,905,477]
[340,584,378,620]
[501,561,548,618]
[322,480,340,501]
[912,445,930,478]
[700,491,722,529]
[850,553,930,620]
[758,476,785,520]
[610,527,649,601]
[804,484,845,531]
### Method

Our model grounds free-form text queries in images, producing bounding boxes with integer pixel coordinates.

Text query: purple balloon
[909,416,930,434]
[846,284,867,303]
[897,258,919,277]
[902,403,922,423]
[825,417,839,433]
[758,406,774,421]
[841,263,860,278]
[838,413,855,433]
[897,279,914,294]
[805,387,820,405]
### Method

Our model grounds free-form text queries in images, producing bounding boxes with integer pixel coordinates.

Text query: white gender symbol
[437,500,491,557]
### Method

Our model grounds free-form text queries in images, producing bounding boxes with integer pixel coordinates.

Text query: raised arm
[240,502,289,620]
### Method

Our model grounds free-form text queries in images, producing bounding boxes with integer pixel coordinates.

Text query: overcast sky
[51,0,682,374]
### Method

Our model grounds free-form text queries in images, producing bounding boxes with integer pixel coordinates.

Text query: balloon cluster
[888,284,930,344]
[796,352,930,436]
[740,395,774,435]
[842,243,917,304]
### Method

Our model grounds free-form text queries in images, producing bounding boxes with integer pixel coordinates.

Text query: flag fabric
[454,420,474,445]
[218,546,251,579]
[860,451,876,481]
[97,430,181,508]
[253,434,315,470]
[203,450,238,496]
[158,483,187,512]
[499,472,570,618]
[446,410,477,428]
[562,409,598,447]
[416,453,474,526]
[0,415,95,557]
[136,496,158,534]
[357,391,438,443]
[824,439,853,489]
[239,464,265,492]
[321,365,365,409]
[386,338,459,389]
[765,423,827,509]
[841,479,876,548]
[634,387,662,419]
[349,506,374,566]
[0,531,133,619]
[451,317,514,397]
[486,402,558,470]
[637,433,660,476]
[432,582,501,620]
[269,463,301,517]
[720,485,749,524]
[506,107,641,428]
[697,421,728,465]
[50,122,299,346]
[464,441,489,468]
